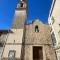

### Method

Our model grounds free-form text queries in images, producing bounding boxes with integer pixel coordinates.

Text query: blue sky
[0,0,52,29]
[27,0,52,24]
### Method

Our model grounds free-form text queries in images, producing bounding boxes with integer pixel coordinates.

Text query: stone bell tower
[2,0,27,60]
[12,0,27,29]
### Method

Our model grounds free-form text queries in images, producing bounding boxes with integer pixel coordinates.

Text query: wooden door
[33,46,43,60]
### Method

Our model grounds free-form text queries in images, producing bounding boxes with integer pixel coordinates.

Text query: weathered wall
[25,20,52,45]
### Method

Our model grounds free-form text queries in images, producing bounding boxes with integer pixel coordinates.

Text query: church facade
[24,19,57,60]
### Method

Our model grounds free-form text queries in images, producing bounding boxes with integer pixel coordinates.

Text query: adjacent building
[48,0,60,60]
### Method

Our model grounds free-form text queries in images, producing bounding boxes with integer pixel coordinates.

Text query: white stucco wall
[48,0,60,46]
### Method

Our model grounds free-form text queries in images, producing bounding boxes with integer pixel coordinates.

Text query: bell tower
[2,0,27,60]
[12,0,27,29]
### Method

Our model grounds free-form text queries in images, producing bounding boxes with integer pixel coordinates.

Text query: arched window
[20,2,23,7]
[35,25,39,32]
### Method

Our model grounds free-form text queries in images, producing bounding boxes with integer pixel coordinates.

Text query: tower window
[35,25,39,32]
[20,3,23,7]
[8,50,16,60]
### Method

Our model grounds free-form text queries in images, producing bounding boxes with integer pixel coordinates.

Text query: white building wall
[48,0,60,46]
[48,0,60,60]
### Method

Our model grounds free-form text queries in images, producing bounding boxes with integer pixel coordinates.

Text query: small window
[35,25,39,32]
[8,50,16,60]
[20,3,23,7]
[51,32,56,46]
